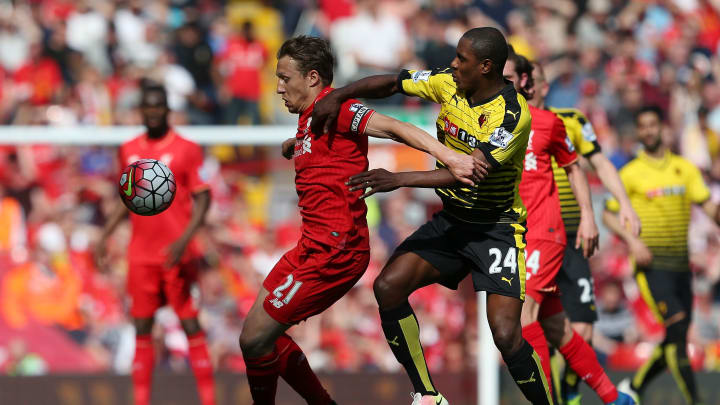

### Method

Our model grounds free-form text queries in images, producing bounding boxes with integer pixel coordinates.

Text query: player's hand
[281,137,296,160]
[576,216,599,258]
[166,236,190,268]
[347,168,401,199]
[443,150,489,186]
[629,238,653,267]
[311,91,342,136]
[619,203,641,236]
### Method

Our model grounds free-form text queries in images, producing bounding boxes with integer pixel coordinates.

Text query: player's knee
[373,272,406,307]
[539,315,566,347]
[571,322,593,342]
[239,328,273,357]
[490,321,523,355]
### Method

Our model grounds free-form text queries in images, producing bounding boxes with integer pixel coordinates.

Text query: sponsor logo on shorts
[501,276,513,287]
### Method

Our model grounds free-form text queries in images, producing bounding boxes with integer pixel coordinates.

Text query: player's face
[450,38,487,93]
[636,111,663,152]
[276,56,316,114]
[503,59,520,89]
[140,92,169,130]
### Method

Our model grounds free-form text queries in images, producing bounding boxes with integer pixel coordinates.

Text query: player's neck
[298,87,325,115]
[529,98,544,109]
[466,78,505,106]
[147,125,171,139]
[644,146,666,159]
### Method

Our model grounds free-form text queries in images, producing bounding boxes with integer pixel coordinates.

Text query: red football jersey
[293,87,373,250]
[519,106,578,244]
[118,130,209,264]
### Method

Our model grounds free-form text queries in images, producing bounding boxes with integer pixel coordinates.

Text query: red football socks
[188,332,216,405]
[132,334,155,405]
[245,349,281,405]
[522,321,553,392]
[276,334,333,405]
[559,331,618,403]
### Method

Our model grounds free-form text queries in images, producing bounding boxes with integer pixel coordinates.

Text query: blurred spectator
[216,21,266,125]
[114,0,160,69]
[593,280,637,358]
[66,2,110,75]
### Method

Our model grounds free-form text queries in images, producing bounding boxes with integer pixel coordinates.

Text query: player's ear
[519,73,529,90]
[307,69,321,87]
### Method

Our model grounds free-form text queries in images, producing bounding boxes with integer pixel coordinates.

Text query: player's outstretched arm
[95,203,128,271]
[564,162,599,257]
[166,189,211,267]
[701,200,720,225]
[312,74,399,135]
[588,153,641,236]
[602,209,653,266]
[363,112,488,186]
[347,168,457,199]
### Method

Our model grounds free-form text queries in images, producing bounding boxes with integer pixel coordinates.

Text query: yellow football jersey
[549,108,602,234]
[398,68,532,224]
[606,151,710,271]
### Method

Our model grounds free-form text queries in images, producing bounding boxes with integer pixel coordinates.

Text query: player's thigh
[163,259,201,320]
[457,222,528,299]
[127,262,163,318]
[263,238,370,325]
[636,268,685,323]
[391,212,469,291]
[675,271,693,321]
[556,241,598,323]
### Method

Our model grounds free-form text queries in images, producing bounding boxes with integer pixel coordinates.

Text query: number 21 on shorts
[269,274,303,309]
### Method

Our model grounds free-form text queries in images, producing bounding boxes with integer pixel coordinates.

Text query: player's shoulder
[496,84,530,131]
[549,107,588,121]
[668,153,700,173]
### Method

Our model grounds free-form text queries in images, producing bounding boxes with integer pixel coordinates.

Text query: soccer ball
[119,159,176,216]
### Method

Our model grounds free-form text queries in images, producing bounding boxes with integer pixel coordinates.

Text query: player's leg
[660,271,700,405]
[555,242,598,403]
[128,263,162,405]
[540,300,620,405]
[166,261,216,405]
[373,250,455,401]
[470,225,552,404]
[521,294,552,391]
[486,294,553,405]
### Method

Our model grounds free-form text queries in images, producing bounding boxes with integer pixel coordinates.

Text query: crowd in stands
[1,0,720,375]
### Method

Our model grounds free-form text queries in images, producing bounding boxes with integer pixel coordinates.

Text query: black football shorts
[556,240,598,323]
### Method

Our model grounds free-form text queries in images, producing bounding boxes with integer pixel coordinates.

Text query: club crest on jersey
[478,114,487,128]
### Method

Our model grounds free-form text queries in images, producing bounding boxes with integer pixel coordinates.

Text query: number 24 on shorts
[269,275,303,309]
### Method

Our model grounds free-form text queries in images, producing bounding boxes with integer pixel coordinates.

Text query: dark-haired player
[605,106,719,405]
[505,53,635,405]
[316,27,554,405]
[96,85,215,405]
[238,36,481,405]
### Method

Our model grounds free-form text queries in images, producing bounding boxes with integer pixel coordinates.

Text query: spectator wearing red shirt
[13,43,63,106]
[216,21,266,125]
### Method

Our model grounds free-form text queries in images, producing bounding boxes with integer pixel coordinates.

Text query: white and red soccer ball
[119,159,176,216]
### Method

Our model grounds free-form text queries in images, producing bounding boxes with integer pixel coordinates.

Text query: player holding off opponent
[238,36,482,405]
[96,84,216,405]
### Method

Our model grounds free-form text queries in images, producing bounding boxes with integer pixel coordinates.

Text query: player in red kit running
[238,36,483,405]
[96,84,215,405]
[505,52,635,405]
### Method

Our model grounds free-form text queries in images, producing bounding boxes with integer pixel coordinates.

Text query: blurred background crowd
[1,0,720,379]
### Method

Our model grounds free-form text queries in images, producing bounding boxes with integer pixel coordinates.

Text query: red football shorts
[128,259,199,319]
[262,236,370,325]
[525,239,565,307]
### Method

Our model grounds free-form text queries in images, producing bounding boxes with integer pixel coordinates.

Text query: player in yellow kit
[548,107,640,404]
[604,106,719,405]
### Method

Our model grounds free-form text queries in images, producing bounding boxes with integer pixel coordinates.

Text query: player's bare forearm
[602,210,634,244]
[565,162,593,217]
[332,74,400,101]
[701,200,720,225]
[363,114,487,185]
[312,74,400,134]
[100,203,128,241]
[347,168,458,199]
[590,153,640,234]
[181,189,211,240]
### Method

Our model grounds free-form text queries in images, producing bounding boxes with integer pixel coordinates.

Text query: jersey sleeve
[186,143,210,193]
[549,117,578,168]
[686,162,710,204]
[335,99,375,136]
[396,68,454,104]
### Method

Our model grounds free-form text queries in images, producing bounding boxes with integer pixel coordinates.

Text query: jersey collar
[141,128,177,149]
[468,80,515,108]
[302,86,333,117]
[638,149,671,168]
